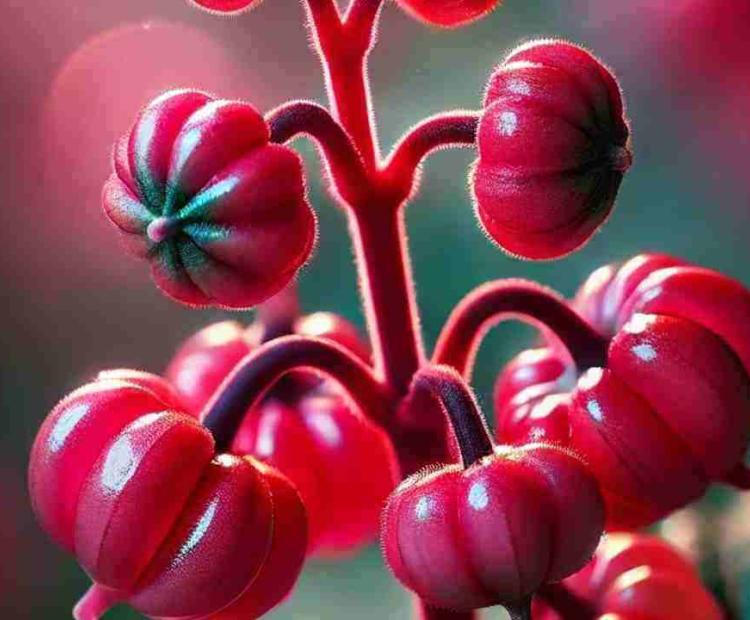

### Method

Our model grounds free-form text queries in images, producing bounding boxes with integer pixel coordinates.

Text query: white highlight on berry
[468,482,489,511]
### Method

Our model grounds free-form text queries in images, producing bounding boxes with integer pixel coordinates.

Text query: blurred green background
[2,0,749,617]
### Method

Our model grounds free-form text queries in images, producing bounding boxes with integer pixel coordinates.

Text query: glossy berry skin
[395,0,501,28]
[572,253,688,337]
[190,0,259,14]
[234,392,397,556]
[496,255,750,528]
[473,40,631,259]
[382,443,603,611]
[166,315,398,556]
[536,533,722,620]
[102,89,315,309]
[29,371,306,619]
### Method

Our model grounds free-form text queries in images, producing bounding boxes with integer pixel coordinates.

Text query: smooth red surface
[167,315,398,556]
[28,374,307,619]
[382,443,603,611]
[190,0,259,13]
[537,533,722,620]
[573,254,687,335]
[95,369,185,410]
[395,0,501,28]
[494,348,573,445]
[474,40,631,260]
[495,255,750,528]
[166,321,256,415]
[234,392,398,555]
[103,89,315,309]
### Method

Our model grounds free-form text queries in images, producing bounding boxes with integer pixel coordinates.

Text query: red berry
[536,533,722,620]
[189,0,259,14]
[382,443,603,611]
[95,368,185,409]
[102,89,315,309]
[395,0,501,28]
[28,374,307,619]
[493,348,573,445]
[166,315,398,556]
[234,392,398,556]
[496,255,750,528]
[473,40,631,259]
[573,253,688,336]
[295,311,371,364]
[166,321,256,415]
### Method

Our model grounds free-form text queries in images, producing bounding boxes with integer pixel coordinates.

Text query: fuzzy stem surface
[201,335,392,452]
[411,365,494,467]
[299,3,481,617]
[433,279,609,378]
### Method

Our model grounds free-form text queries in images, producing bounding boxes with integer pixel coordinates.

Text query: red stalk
[433,279,609,378]
[298,1,479,616]
[201,335,393,452]
[410,365,494,467]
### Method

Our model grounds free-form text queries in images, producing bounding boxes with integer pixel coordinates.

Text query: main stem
[304,1,467,618]
[305,0,424,397]
[350,202,425,395]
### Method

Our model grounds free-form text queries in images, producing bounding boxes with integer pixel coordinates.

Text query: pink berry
[28,374,307,619]
[382,443,603,611]
[473,40,631,259]
[395,0,501,29]
[102,89,315,309]
[536,533,722,620]
[189,0,260,14]
[496,255,750,528]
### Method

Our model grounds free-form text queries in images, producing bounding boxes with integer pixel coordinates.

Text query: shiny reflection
[201,322,244,347]
[182,176,240,220]
[101,436,137,493]
[498,111,518,136]
[640,285,663,304]
[255,407,281,457]
[615,565,652,591]
[49,403,89,452]
[586,399,604,423]
[215,453,236,468]
[508,78,531,96]
[468,482,489,511]
[624,313,656,334]
[415,495,434,522]
[299,313,337,338]
[175,499,219,564]
[632,343,657,363]
[309,411,342,447]
[578,367,604,391]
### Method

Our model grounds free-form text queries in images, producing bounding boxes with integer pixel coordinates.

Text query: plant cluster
[28,0,750,619]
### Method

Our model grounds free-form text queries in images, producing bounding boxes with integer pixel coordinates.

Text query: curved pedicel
[433,279,609,377]
[495,255,750,528]
[166,311,398,557]
[28,370,307,620]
